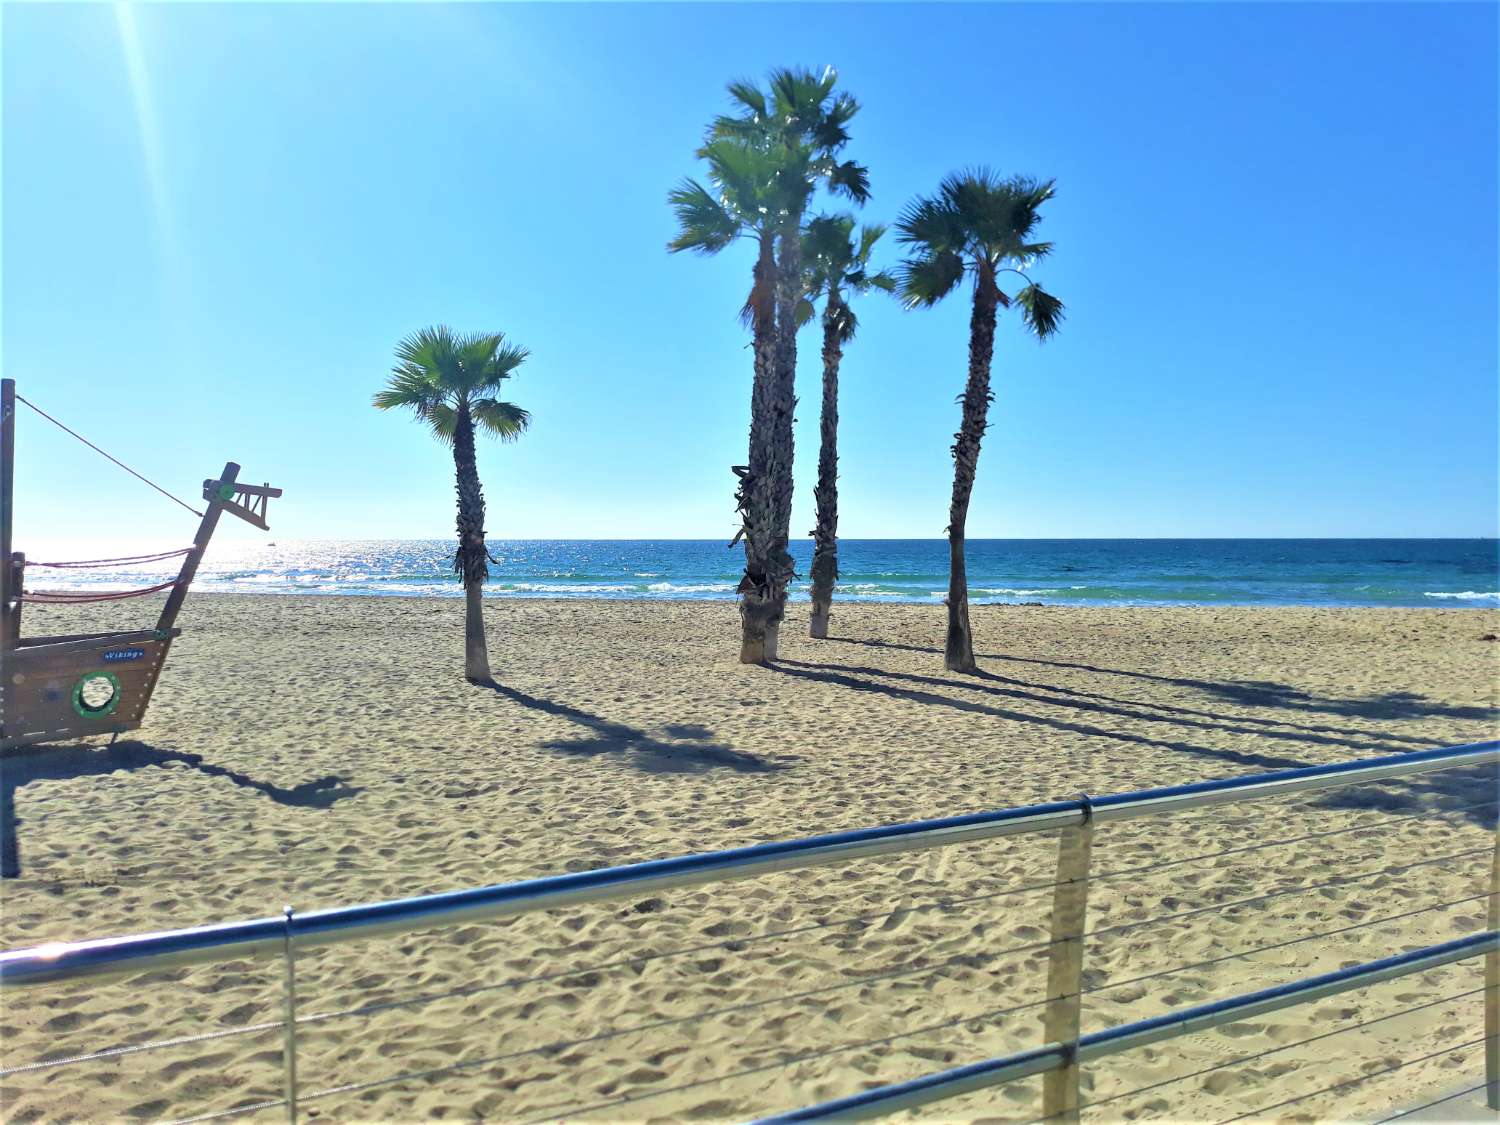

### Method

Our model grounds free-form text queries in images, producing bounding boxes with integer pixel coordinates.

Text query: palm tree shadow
[794,659,1419,756]
[771,659,1496,829]
[826,638,1498,724]
[767,661,1310,772]
[482,683,789,776]
[1309,764,1497,829]
[0,740,359,879]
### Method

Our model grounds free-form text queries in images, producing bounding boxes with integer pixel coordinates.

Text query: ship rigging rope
[15,394,205,518]
[18,579,180,604]
[26,548,194,568]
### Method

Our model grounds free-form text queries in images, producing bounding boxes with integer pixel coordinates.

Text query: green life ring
[72,671,122,719]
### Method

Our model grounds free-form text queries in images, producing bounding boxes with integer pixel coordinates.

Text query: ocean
[20,538,1499,608]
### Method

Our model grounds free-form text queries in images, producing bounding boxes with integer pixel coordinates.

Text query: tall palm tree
[896,171,1063,673]
[373,326,530,682]
[670,67,867,663]
[801,214,895,638]
[669,137,789,663]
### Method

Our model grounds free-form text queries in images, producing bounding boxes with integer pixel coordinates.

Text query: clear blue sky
[4,2,1496,547]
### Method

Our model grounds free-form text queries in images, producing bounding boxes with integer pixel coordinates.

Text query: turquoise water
[24,539,1499,607]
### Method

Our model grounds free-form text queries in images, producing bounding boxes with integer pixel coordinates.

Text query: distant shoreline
[57,589,1500,611]
[18,538,1498,608]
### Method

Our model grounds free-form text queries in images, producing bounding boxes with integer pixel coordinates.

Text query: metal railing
[1,739,1496,1123]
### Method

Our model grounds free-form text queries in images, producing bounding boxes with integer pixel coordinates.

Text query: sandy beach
[1,596,1496,1123]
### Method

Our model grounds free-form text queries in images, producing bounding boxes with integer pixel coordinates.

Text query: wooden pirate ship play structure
[0,378,281,750]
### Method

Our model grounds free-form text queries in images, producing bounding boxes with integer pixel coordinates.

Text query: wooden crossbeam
[201,479,283,531]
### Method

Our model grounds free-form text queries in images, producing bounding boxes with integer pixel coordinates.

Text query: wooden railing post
[282,905,300,1125]
[1042,798,1095,1123]
[1,379,15,658]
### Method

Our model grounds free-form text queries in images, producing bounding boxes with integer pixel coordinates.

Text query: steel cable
[293,877,1067,1029]
[294,988,1056,1119]
[1019,985,1487,1124]
[0,1020,282,1078]
[1085,847,1489,944]
[1090,799,1496,886]
[1214,1036,1488,1123]
[1373,1081,1490,1123]
[1082,894,1489,999]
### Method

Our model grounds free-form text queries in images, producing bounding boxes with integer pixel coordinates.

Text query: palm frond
[667,177,741,254]
[1015,283,1065,339]
[861,268,898,295]
[769,66,837,125]
[1018,241,1055,266]
[488,341,531,378]
[813,91,859,151]
[832,300,859,343]
[471,397,531,441]
[894,194,963,254]
[421,401,458,445]
[828,159,870,205]
[898,250,965,308]
[392,324,463,389]
[725,78,767,118]
[373,367,442,412]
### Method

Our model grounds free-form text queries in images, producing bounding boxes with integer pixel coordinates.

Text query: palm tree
[669,137,789,663]
[373,326,530,682]
[896,171,1063,673]
[672,67,867,663]
[801,214,895,638]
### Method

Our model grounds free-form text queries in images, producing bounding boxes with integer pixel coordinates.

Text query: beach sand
[1,596,1496,1123]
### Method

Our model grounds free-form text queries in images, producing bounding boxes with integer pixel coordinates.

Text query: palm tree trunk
[809,291,843,639]
[761,219,802,660]
[451,400,493,682]
[737,232,782,664]
[946,267,1000,673]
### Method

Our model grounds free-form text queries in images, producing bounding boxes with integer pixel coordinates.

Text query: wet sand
[1,596,1496,1122]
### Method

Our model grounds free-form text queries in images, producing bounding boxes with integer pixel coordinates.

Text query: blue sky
[4,2,1496,547]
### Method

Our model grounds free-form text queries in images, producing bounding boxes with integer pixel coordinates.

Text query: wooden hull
[0,629,178,750]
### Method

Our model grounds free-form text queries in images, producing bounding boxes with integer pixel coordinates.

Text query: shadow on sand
[794,640,1497,828]
[483,682,788,776]
[826,637,1497,726]
[0,740,358,879]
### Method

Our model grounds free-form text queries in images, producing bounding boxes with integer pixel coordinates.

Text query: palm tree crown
[373,325,531,441]
[710,67,870,217]
[668,137,788,328]
[803,214,896,340]
[895,169,1064,337]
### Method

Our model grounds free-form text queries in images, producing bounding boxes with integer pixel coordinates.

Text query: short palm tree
[896,170,1063,672]
[801,214,895,638]
[670,67,868,664]
[373,326,530,682]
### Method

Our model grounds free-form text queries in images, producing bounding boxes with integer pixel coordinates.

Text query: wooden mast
[156,462,238,635]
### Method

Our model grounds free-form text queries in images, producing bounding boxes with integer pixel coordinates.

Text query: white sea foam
[1423,591,1500,601]
[504,582,630,594]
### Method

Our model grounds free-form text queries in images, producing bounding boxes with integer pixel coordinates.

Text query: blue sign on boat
[103,648,145,663]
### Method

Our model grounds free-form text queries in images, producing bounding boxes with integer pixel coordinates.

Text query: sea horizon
[21,537,1500,608]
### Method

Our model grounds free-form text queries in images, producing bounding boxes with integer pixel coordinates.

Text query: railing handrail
[2,739,1494,988]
